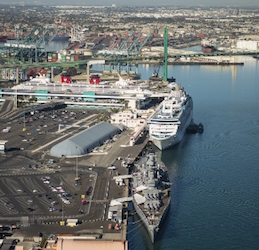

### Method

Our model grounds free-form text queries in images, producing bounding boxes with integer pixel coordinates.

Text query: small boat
[149,70,162,81]
[186,122,204,134]
[149,64,176,82]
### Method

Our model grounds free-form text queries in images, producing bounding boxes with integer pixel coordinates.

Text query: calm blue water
[124,57,259,250]
[1,38,257,248]
[72,50,259,248]
[92,56,259,250]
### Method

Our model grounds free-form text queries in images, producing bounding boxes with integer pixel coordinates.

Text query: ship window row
[150,120,178,124]
[151,127,175,130]
[151,129,175,132]
[118,114,132,118]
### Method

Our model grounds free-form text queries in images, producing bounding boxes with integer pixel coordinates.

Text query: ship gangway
[113,175,133,180]
[113,197,133,203]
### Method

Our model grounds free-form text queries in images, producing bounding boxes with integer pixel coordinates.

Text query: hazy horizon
[0,0,258,8]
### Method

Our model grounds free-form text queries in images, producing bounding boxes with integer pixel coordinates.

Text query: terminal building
[50,122,120,157]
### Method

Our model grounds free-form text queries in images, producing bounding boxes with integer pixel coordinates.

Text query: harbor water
[96,56,259,249]
[1,39,259,248]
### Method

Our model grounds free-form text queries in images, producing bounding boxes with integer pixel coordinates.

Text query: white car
[62,198,70,205]
[107,165,116,170]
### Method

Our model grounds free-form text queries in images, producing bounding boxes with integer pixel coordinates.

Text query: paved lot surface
[0,102,148,240]
[0,107,99,155]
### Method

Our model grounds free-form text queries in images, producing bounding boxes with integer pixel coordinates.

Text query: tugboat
[149,64,176,82]
[186,122,204,134]
[132,152,171,243]
[149,67,162,81]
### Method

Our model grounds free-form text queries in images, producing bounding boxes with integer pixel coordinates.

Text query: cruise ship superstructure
[149,83,193,150]
[132,152,171,243]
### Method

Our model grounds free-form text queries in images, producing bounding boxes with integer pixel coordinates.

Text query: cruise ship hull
[151,133,181,151]
[150,109,193,150]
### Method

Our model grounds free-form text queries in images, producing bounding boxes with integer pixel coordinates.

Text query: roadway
[0,99,13,117]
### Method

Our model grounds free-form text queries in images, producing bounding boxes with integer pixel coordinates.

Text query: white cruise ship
[149,83,193,150]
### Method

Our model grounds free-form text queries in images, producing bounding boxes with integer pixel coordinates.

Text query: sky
[1,0,259,7]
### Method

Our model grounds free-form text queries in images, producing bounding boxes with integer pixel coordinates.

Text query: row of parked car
[41,176,72,207]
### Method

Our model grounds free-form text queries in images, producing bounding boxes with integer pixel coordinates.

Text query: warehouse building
[50,122,120,157]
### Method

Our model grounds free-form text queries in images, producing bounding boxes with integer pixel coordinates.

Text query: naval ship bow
[132,152,171,243]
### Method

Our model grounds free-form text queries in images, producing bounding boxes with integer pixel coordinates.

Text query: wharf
[167,61,244,65]
[134,60,244,66]
[80,130,149,168]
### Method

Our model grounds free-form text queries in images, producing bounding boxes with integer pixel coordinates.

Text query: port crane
[118,32,133,51]
[3,26,59,63]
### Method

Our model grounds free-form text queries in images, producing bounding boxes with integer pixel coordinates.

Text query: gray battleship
[132,152,171,243]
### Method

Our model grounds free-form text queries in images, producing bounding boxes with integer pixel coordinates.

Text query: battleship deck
[131,152,171,242]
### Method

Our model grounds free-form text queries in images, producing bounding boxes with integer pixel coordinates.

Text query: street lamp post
[75,146,80,185]
[23,112,26,131]
[76,155,78,180]
[62,201,64,222]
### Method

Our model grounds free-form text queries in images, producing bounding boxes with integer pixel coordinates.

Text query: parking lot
[0,103,144,232]
[0,106,105,153]
[0,168,97,220]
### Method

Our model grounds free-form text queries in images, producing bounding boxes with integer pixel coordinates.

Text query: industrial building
[50,122,120,157]
[236,40,259,51]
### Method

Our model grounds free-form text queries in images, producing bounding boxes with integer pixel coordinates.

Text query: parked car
[86,186,93,196]
[81,199,88,205]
